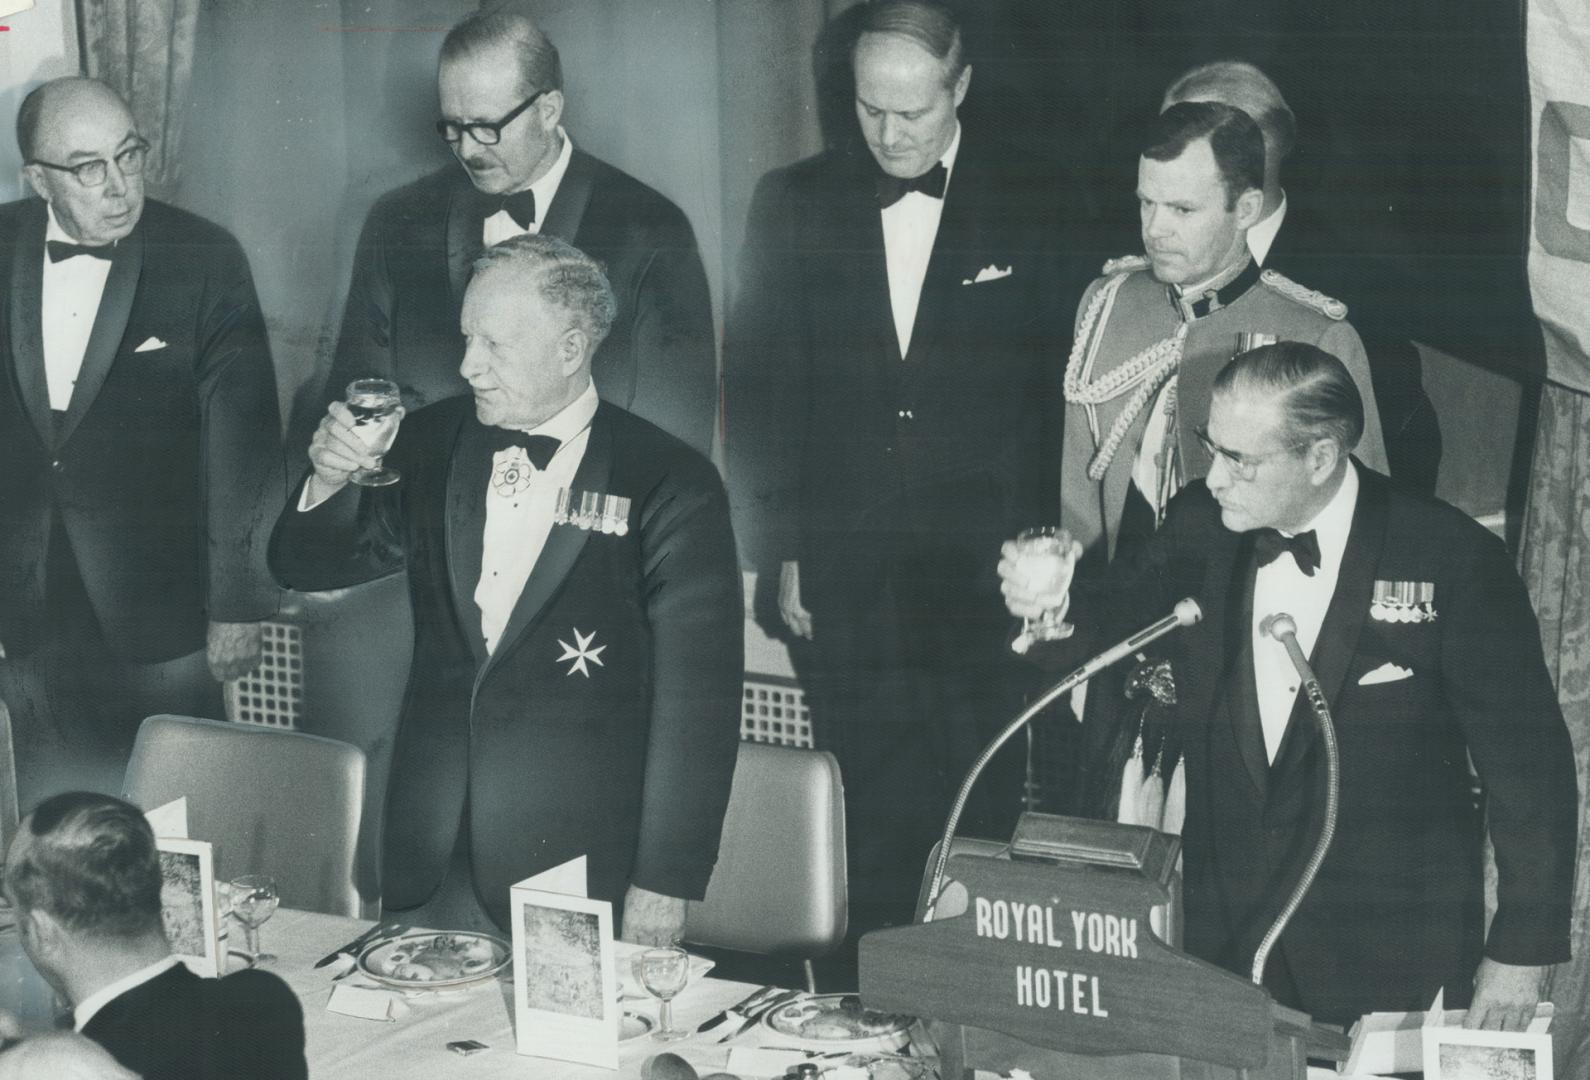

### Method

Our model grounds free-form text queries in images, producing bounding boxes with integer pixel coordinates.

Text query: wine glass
[638,945,691,1041]
[229,874,280,967]
[1009,527,1080,653]
[345,378,403,486]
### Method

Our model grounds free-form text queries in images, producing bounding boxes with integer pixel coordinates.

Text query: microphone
[921,598,1203,922]
[1248,612,1341,987]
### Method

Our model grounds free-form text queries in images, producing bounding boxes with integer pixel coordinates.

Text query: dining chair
[682,742,848,993]
[122,714,367,918]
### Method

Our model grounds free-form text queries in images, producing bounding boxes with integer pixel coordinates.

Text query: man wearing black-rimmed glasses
[0,77,283,806]
[325,7,716,457]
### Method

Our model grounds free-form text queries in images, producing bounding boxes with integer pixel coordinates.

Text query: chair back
[123,714,366,917]
[0,700,17,857]
[683,742,847,956]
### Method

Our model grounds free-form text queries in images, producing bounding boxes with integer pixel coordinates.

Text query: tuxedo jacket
[1263,203,1442,493]
[269,399,742,926]
[725,131,1094,623]
[0,198,283,661]
[1056,466,1575,1023]
[329,152,716,456]
[82,964,306,1080]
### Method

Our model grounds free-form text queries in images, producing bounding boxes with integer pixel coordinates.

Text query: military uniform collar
[1168,256,1260,322]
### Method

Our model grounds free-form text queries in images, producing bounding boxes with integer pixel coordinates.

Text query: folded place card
[154,836,221,977]
[145,797,189,840]
[511,856,619,1069]
[1342,988,1553,1076]
[327,983,402,1022]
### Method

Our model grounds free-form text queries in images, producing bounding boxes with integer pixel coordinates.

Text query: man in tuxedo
[273,235,741,944]
[0,78,282,806]
[1003,343,1575,1029]
[1,792,306,1079]
[327,7,716,456]
[725,0,1092,926]
[1163,60,1442,493]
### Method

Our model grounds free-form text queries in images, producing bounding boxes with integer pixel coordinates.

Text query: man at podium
[999,343,1575,1030]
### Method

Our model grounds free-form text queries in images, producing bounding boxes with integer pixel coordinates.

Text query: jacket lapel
[57,225,143,447]
[1269,465,1387,778]
[445,416,492,666]
[538,147,594,243]
[6,202,53,449]
[905,133,982,363]
[444,178,487,312]
[477,403,611,683]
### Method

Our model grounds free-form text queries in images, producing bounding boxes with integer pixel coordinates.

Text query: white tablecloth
[263,909,789,1080]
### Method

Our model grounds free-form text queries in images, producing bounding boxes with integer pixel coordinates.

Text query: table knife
[719,988,802,1042]
[696,985,777,1033]
[313,922,401,968]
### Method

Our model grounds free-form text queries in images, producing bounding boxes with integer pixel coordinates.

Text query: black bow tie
[46,239,114,263]
[875,162,948,208]
[492,189,537,230]
[1253,528,1321,577]
[487,428,560,470]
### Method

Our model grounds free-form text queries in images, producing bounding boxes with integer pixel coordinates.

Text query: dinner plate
[357,931,511,990]
[620,1011,655,1041]
[762,994,914,1049]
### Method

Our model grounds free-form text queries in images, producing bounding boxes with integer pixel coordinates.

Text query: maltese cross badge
[556,628,607,678]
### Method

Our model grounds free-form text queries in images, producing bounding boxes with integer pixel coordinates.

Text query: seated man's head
[2,793,166,995]
[437,9,565,196]
[459,233,617,430]
[1202,342,1363,535]
[1138,100,1265,287]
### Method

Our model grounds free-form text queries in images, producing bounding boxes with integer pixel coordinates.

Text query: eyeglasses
[1194,425,1306,482]
[28,139,150,188]
[436,89,546,146]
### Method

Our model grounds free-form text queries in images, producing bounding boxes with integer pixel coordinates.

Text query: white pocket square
[962,264,1013,285]
[1358,662,1414,686]
[134,336,168,353]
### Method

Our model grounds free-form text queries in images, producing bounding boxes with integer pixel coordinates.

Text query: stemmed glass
[1009,526,1081,653]
[229,874,280,967]
[344,378,403,486]
[638,945,691,1041]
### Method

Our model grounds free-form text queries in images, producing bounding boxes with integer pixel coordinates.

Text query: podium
[859,816,1350,1080]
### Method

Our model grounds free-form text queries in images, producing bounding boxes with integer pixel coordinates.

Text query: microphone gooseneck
[921,599,1203,922]
[1249,612,1341,987]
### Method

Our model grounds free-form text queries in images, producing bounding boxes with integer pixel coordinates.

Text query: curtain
[79,0,200,199]
[1519,380,1590,1079]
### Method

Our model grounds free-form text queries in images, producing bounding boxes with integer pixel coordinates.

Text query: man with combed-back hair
[1162,60,1442,493]
[325,6,716,456]
[273,234,742,945]
[1,792,305,1079]
[1003,342,1575,1030]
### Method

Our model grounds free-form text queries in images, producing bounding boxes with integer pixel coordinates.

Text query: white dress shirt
[73,954,184,1031]
[880,123,961,358]
[42,204,115,411]
[1251,460,1359,761]
[1246,193,1288,267]
[482,126,575,246]
[475,381,598,654]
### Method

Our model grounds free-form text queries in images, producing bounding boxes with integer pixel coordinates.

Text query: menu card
[510,856,619,1069]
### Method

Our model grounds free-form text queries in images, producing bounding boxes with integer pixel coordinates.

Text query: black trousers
[0,517,221,810]
[801,556,1032,916]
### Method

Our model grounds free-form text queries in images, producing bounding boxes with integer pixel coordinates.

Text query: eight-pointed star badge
[556,628,607,678]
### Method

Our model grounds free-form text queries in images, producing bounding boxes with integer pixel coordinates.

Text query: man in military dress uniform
[1062,101,1387,567]
[1057,101,1387,825]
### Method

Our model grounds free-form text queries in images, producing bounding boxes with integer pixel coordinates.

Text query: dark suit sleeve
[216,970,307,1080]
[1439,529,1576,965]
[628,457,745,899]
[623,208,718,459]
[267,473,407,593]
[197,232,286,623]
[723,168,806,569]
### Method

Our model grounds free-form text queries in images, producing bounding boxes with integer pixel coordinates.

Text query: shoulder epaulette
[1101,254,1152,276]
[1259,268,1349,320]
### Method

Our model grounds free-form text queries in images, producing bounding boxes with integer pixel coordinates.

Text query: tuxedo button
[51,460,63,473]
[896,409,914,421]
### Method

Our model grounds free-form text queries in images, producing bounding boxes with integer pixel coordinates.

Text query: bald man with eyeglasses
[0,77,284,805]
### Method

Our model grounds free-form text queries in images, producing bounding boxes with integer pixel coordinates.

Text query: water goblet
[638,945,692,1041]
[229,874,280,967]
[1010,527,1081,653]
[345,378,403,486]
